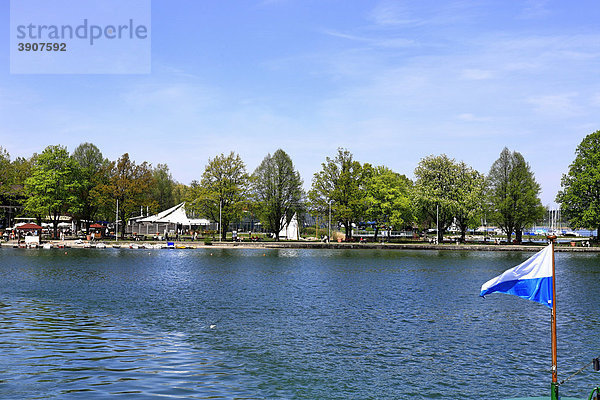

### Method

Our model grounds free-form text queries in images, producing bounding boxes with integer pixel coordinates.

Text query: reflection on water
[0,248,598,399]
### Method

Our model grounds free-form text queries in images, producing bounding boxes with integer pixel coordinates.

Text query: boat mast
[549,235,558,400]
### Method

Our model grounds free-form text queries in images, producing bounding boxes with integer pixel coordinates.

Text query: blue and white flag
[480,245,553,308]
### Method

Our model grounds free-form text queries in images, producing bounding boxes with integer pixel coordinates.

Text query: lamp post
[436,204,439,244]
[484,212,487,242]
[328,200,332,243]
[219,199,222,243]
[115,199,119,242]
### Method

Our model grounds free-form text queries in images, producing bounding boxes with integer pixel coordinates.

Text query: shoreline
[2,239,598,252]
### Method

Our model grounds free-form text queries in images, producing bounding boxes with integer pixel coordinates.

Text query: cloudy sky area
[1,0,600,206]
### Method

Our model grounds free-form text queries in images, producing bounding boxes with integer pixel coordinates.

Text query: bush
[302,227,317,236]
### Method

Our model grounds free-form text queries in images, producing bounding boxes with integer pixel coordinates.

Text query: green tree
[557,130,600,240]
[0,147,16,228]
[6,156,35,226]
[454,162,485,242]
[11,156,34,200]
[25,145,78,238]
[251,149,304,240]
[102,153,154,239]
[71,143,107,232]
[487,147,544,243]
[309,148,366,240]
[0,149,30,205]
[413,154,460,243]
[150,163,176,213]
[172,183,189,206]
[187,152,249,240]
[0,147,11,203]
[363,165,413,241]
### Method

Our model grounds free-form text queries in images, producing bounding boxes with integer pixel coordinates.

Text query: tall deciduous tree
[0,147,11,203]
[309,148,366,240]
[0,147,15,228]
[172,183,189,206]
[151,163,176,213]
[11,156,33,200]
[71,142,107,232]
[557,130,600,240]
[454,162,485,242]
[413,154,459,243]
[8,156,34,226]
[187,152,249,240]
[251,149,303,240]
[487,147,544,243]
[363,165,413,240]
[102,153,154,239]
[25,145,78,238]
[0,149,29,205]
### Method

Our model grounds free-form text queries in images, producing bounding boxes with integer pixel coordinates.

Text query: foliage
[0,148,21,228]
[0,147,11,202]
[251,149,303,240]
[187,152,249,240]
[487,147,544,243]
[25,145,78,238]
[151,163,176,213]
[363,165,413,240]
[413,154,459,243]
[100,153,154,239]
[0,150,31,206]
[11,156,34,200]
[70,143,107,231]
[172,183,189,206]
[309,148,366,240]
[453,162,485,242]
[557,130,600,238]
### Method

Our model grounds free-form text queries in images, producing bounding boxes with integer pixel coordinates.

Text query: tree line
[1,130,599,243]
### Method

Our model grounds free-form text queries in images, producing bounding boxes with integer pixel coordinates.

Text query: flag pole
[549,235,559,400]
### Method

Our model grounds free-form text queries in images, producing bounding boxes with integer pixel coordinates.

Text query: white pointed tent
[130,203,211,236]
[279,213,299,240]
[139,203,190,225]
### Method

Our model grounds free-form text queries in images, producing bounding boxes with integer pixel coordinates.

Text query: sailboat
[480,236,599,400]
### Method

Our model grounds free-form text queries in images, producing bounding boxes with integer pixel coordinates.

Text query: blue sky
[2,0,600,206]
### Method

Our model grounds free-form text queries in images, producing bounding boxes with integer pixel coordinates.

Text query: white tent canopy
[139,203,210,226]
[128,203,211,236]
[279,213,299,240]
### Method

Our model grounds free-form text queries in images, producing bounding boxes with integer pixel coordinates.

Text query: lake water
[0,247,598,399]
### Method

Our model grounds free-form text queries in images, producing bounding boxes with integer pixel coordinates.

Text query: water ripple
[0,248,598,399]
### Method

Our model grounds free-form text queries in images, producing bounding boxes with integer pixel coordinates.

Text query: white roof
[139,203,210,226]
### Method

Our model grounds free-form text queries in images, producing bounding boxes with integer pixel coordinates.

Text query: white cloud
[526,93,582,118]
[321,29,416,49]
[368,1,421,26]
[120,82,221,115]
[457,113,490,122]
[591,93,600,107]
[461,69,493,80]
[518,0,551,19]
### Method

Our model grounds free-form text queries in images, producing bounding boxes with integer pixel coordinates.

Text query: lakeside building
[126,203,213,238]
